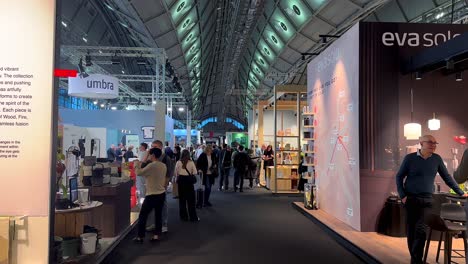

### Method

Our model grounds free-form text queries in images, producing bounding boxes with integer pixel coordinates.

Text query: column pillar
[186,110,192,147]
[258,102,264,146]
[154,99,166,142]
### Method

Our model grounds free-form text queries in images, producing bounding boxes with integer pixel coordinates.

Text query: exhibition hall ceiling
[59,0,468,131]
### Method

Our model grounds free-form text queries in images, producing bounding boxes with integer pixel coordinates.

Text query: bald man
[396,135,468,264]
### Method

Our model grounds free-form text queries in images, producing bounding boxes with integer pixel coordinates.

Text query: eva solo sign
[68,74,119,99]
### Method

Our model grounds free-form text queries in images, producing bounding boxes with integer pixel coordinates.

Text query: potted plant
[56,152,70,210]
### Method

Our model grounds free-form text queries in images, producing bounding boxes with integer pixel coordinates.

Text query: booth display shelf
[303,113,314,116]
[303,151,315,154]
[303,163,315,167]
[303,125,315,128]
[303,138,315,141]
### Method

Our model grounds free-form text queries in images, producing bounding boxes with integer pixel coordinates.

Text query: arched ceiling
[60,0,468,132]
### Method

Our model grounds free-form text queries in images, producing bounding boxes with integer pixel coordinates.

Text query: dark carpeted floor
[103,184,364,264]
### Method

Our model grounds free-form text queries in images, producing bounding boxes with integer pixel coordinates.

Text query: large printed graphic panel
[0,0,56,216]
[307,24,361,230]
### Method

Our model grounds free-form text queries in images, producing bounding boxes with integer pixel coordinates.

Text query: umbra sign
[68,73,119,99]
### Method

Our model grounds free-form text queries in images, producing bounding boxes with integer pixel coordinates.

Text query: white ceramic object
[80,233,97,255]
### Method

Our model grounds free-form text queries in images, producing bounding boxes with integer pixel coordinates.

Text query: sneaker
[162,226,168,233]
[146,224,155,232]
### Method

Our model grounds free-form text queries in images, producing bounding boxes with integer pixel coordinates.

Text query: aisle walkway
[103,186,364,264]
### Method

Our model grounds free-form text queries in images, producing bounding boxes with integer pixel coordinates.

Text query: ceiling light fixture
[415,71,422,80]
[428,112,441,131]
[93,101,98,105]
[136,54,146,65]
[292,5,301,16]
[100,104,105,108]
[82,36,88,43]
[280,22,287,31]
[61,21,67,27]
[111,106,117,110]
[404,81,421,140]
[178,107,184,112]
[111,53,120,65]
[85,52,92,67]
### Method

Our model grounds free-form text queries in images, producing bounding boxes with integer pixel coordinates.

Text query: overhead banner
[68,74,119,99]
[0,0,56,216]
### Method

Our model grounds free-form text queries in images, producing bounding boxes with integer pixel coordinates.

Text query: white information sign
[0,0,56,216]
[68,74,119,99]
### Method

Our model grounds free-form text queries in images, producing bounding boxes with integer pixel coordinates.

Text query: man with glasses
[396,135,468,264]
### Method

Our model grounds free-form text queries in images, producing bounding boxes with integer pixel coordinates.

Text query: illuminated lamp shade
[404,123,422,140]
[428,113,440,130]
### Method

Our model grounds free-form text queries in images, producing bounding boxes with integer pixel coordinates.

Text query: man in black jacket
[233,145,249,192]
[218,144,232,191]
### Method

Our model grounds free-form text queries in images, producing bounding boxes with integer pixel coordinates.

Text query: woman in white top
[175,149,199,221]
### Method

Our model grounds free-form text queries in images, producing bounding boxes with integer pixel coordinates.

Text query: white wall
[307,23,361,231]
[10,217,49,264]
[86,128,107,158]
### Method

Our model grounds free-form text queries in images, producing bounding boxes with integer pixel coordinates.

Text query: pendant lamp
[404,82,421,140]
[428,112,441,131]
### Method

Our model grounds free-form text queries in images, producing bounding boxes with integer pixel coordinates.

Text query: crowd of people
[112,140,275,244]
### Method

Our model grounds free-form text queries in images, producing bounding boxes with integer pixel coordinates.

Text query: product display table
[55,201,103,238]
[85,180,133,237]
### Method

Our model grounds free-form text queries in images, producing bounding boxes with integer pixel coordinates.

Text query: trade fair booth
[292,22,468,263]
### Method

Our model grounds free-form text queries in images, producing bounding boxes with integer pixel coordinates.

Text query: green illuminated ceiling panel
[249,71,260,85]
[257,38,275,64]
[280,0,312,28]
[251,62,264,79]
[181,27,200,52]
[255,52,269,72]
[304,0,327,10]
[271,9,296,41]
[170,0,194,25]
[263,24,285,53]
[176,9,197,39]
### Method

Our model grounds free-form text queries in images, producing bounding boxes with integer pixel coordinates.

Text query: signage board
[0,0,56,216]
[68,74,119,99]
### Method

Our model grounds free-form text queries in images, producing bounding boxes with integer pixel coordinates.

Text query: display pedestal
[268,166,299,192]
[86,180,133,237]
[54,202,103,237]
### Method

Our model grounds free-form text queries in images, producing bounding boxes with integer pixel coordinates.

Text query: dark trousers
[219,167,230,189]
[197,175,211,207]
[178,179,198,221]
[234,169,245,191]
[405,196,433,264]
[137,193,165,238]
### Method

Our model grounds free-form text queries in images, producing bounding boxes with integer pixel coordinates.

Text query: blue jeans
[136,176,146,205]
[162,187,168,227]
[204,174,212,203]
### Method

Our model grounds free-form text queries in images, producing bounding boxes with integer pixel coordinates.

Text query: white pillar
[186,110,192,147]
[154,99,166,142]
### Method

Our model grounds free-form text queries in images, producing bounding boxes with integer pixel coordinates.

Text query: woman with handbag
[174,149,199,222]
[196,144,217,207]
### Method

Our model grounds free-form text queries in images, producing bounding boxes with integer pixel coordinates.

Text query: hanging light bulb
[404,123,422,140]
[404,85,422,140]
[428,112,441,131]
